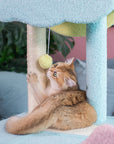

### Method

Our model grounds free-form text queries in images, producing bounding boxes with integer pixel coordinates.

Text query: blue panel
[86,17,107,123]
[0,0,113,27]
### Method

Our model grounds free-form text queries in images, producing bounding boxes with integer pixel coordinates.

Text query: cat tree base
[48,116,114,136]
[0,114,114,144]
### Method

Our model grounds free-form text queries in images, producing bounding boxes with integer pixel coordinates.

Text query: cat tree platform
[0,113,114,144]
[0,0,114,143]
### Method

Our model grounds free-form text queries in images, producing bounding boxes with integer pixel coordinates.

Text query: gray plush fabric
[107,59,114,69]
[75,59,114,116]
[0,72,28,118]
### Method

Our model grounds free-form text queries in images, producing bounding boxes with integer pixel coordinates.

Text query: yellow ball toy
[38,54,53,69]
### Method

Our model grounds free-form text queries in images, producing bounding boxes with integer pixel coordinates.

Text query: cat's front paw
[27,72,38,84]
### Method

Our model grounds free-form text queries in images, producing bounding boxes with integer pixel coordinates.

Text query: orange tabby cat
[5,58,97,134]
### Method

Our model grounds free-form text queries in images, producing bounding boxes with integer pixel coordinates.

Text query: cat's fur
[5,58,97,134]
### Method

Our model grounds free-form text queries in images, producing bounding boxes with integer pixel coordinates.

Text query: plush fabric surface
[0,113,114,144]
[0,0,114,28]
[51,11,114,37]
[0,115,114,144]
[82,124,114,144]
[0,114,87,144]
[75,59,114,116]
[0,72,28,119]
[86,18,107,123]
[107,59,114,69]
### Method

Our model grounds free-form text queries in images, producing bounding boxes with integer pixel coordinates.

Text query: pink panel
[107,27,114,59]
[51,27,114,61]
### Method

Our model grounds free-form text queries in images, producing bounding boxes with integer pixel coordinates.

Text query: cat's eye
[53,71,57,77]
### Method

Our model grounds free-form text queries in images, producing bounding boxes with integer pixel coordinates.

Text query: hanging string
[47,28,50,55]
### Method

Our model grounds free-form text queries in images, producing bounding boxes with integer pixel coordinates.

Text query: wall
[51,26,114,61]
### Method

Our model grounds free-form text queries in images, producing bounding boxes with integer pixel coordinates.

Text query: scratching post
[86,17,107,123]
[27,25,46,112]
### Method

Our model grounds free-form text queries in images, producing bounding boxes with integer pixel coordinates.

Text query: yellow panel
[51,11,114,37]
[107,10,114,28]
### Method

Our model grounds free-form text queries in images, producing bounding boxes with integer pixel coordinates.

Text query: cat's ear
[64,77,76,87]
[65,57,75,69]
[65,57,75,65]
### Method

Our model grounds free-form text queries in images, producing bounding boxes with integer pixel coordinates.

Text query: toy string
[47,28,50,55]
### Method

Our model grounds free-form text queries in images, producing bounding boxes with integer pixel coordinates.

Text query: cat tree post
[27,25,46,112]
[86,17,107,123]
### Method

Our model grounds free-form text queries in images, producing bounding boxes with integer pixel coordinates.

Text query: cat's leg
[27,73,47,104]
[5,93,62,135]
[51,101,97,130]
[5,90,87,134]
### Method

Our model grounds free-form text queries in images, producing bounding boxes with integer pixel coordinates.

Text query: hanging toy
[38,28,53,69]
[39,54,53,69]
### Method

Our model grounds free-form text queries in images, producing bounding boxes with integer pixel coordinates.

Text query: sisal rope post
[27,25,46,112]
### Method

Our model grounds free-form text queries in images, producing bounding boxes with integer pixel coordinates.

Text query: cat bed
[0,114,86,144]
[0,113,114,144]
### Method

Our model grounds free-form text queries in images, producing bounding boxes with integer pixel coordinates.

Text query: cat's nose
[50,69,54,72]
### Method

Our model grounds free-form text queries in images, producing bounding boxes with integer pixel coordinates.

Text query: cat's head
[47,58,79,91]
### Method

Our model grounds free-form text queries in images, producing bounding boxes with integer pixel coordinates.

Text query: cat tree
[0,0,114,127]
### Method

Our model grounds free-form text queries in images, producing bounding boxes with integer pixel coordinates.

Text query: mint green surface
[0,0,113,28]
[0,114,113,144]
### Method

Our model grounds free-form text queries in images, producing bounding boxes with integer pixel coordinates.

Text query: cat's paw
[27,72,38,84]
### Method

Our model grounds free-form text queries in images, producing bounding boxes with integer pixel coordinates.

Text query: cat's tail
[5,91,86,135]
[5,97,59,134]
[5,110,57,135]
